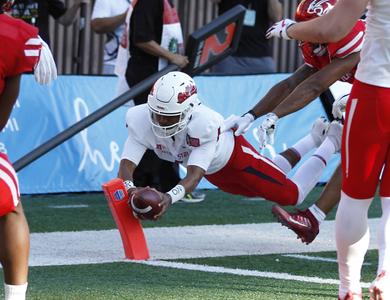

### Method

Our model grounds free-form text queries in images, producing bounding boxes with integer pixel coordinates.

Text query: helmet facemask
[149,103,195,138]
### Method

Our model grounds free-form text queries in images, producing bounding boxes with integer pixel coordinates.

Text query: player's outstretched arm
[0,75,21,131]
[223,65,315,135]
[272,52,360,118]
[154,165,205,219]
[250,64,315,119]
[286,0,368,43]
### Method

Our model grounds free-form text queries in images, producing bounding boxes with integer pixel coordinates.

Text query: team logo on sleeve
[186,134,200,147]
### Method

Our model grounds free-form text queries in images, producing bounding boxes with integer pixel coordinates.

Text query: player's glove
[222,113,255,136]
[34,36,57,85]
[332,94,349,119]
[257,112,278,149]
[266,19,296,40]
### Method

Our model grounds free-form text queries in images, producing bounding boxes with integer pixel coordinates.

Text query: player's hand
[266,19,296,40]
[169,54,189,68]
[34,36,57,85]
[332,94,349,120]
[222,113,254,136]
[153,192,172,220]
[257,112,278,149]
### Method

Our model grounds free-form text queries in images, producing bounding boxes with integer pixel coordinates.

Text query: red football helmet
[0,0,14,12]
[295,0,337,22]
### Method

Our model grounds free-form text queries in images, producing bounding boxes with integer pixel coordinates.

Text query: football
[129,187,163,220]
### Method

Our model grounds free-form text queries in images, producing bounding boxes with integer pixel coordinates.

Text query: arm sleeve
[132,0,161,43]
[48,0,67,19]
[91,0,110,20]
[187,140,218,172]
[14,24,41,76]
[121,136,147,166]
[328,20,365,59]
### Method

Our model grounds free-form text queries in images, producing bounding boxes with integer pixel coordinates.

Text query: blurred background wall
[51,0,303,75]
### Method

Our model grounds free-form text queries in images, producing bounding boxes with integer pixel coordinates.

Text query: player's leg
[336,81,389,299]
[205,135,299,205]
[0,203,29,300]
[290,120,342,205]
[272,117,329,173]
[370,138,390,299]
[0,154,29,300]
[272,164,341,244]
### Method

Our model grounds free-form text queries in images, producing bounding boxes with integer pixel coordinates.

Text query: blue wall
[0,74,349,194]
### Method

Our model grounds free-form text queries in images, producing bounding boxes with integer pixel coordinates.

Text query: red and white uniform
[300,20,365,83]
[342,0,390,199]
[122,104,299,205]
[0,13,41,216]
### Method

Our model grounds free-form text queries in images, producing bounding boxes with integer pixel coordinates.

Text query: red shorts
[342,80,390,199]
[205,135,298,206]
[0,153,20,216]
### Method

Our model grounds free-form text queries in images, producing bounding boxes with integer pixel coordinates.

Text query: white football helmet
[147,71,199,138]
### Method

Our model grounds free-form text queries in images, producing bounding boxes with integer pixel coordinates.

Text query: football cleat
[338,292,362,300]
[180,191,206,203]
[326,120,343,152]
[311,117,329,147]
[369,271,388,300]
[272,205,319,244]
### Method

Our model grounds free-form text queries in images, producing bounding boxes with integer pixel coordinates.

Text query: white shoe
[369,271,388,300]
[326,120,343,152]
[311,117,329,147]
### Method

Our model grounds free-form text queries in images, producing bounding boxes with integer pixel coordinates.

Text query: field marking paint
[282,254,372,266]
[131,259,371,288]
[48,204,89,209]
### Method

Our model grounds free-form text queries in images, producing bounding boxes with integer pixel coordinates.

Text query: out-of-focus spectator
[123,0,205,202]
[10,0,89,45]
[91,0,130,75]
[211,0,282,75]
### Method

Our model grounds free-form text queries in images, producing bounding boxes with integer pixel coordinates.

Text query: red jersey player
[0,1,57,299]
[224,0,364,244]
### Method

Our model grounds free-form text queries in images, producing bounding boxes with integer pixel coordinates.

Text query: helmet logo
[177,84,197,104]
[307,0,334,17]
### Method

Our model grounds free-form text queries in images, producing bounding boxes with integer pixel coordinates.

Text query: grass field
[0,188,382,299]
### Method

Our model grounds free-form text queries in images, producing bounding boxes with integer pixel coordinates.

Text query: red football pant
[0,153,20,216]
[205,135,298,206]
[342,80,390,199]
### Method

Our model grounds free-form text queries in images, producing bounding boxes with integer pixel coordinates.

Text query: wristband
[123,180,135,192]
[167,184,186,204]
[246,109,258,120]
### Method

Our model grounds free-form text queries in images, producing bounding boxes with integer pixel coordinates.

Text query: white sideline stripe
[132,259,371,288]
[48,204,89,209]
[282,254,371,266]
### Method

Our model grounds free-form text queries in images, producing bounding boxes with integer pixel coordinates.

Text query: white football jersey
[121,103,234,174]
[355,0,390,87]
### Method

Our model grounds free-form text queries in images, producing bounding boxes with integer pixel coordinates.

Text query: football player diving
[223,0,365,244]
[0,1,57,299]
[118,71,342,223]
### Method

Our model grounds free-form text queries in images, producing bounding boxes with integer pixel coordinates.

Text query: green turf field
[0,188,382,299]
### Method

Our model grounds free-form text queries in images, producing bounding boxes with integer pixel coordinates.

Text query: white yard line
[48,204,89,209]
[29,219,380,267]
[131,260,371,288]
[282,254,371,266]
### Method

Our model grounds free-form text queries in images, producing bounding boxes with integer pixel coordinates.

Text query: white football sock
[308,204,326,224]
[272,154,292,174]
[377,196,390,275]
[336,192,372,298]
[290,138,335,205]
[4,283,28,300]
[291,134,316,158]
